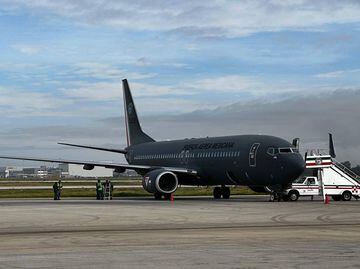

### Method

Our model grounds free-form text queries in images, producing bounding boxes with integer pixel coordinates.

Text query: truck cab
[284,176,319,201]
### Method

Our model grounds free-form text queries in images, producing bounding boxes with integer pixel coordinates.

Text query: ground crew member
[96,179,104,200]
[56,180,63,200]
[53,181,58,200]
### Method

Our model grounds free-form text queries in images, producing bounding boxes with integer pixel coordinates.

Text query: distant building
[36,170,48,178]
[59,163,114,178]
[23,168,37,177]
[0,167,6,178]
[0,166,23,178]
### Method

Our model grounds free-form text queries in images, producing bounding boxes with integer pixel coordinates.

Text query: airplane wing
[58,142,127,154]
[0,156,197,175]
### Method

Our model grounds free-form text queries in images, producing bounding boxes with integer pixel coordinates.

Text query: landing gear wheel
[213,187,222,199]
[342,191,352,201]
[288,191,299,202]
[269,194,275,202]
[332,195,341,201]
[154,193,162,200]
[222,187,230,199]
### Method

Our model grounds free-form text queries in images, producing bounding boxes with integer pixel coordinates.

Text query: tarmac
[0,196,359,269]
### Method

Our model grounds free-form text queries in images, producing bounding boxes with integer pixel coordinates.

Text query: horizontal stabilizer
[58,142,127,154]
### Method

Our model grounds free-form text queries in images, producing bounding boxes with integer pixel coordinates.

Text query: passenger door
[249,143,260,167]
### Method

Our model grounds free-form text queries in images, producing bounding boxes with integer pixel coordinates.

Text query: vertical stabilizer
[123,79,155,146]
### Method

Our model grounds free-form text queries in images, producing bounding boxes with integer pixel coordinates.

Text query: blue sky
[0,0,360,165]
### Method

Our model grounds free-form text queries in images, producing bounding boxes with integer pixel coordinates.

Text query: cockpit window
[268,147,295,155]
[267,147,280,156]
[279,147,293,153]
[267,147,275,156]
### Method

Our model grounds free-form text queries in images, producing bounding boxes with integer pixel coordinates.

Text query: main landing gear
[213,186,230,199]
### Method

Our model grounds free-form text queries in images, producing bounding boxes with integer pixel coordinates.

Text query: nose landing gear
[213,186,231,199]
[265,186,286,202]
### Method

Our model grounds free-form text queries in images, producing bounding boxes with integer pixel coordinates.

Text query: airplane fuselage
[126,134,304,189]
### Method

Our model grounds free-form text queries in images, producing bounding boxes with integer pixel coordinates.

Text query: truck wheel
[288,191,299,201]
[332,195,341,201]
[342,191,352,201]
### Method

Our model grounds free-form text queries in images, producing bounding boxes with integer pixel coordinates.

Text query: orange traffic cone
[170,193,174,203]
[325,195,330,204]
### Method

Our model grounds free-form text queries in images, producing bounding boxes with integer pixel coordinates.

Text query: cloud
[188,75,264,92]
[71,62,156,80]
[59,74,301,103]
[315,69,360,79]
[11,44,42,55]
[60,81,190,101]
[1,0,360,37]
[0,86,72,116]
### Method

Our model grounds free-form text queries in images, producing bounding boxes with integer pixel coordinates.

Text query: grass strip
[0,187,260,198]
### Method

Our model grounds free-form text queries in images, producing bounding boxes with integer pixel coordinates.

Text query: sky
[0,0,360,166]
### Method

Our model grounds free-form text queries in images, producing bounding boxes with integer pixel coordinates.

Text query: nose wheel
[269,192,287,202]
[213,186,230,199]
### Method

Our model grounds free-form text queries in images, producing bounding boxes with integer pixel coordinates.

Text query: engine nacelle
[142,169,178,194]
[83,164,95,170]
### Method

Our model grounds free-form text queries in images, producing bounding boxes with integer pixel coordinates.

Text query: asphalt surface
[0,196,359,269]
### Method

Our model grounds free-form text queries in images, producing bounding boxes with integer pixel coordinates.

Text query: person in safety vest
[96,179,104,200]
[53,181,58,200]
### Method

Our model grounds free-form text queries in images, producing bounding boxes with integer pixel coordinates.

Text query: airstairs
[332,159,360,183]
[305,152,360,200]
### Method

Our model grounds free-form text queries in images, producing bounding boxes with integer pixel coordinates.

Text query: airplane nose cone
[288,154,306,178]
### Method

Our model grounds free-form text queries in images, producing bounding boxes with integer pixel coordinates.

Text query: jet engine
[142,169,178,194]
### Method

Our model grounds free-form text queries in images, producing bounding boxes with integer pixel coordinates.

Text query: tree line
[341,161,360,175]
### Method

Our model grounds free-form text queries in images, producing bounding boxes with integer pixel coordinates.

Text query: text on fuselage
[183,142,235,151]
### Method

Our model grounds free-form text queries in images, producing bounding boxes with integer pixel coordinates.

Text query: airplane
[0,79,305,200]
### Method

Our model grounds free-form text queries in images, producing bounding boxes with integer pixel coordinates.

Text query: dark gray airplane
[0,79,305,200]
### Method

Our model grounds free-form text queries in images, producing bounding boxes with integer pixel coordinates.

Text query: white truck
[284,158,360,202]
[284,176,319,201]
